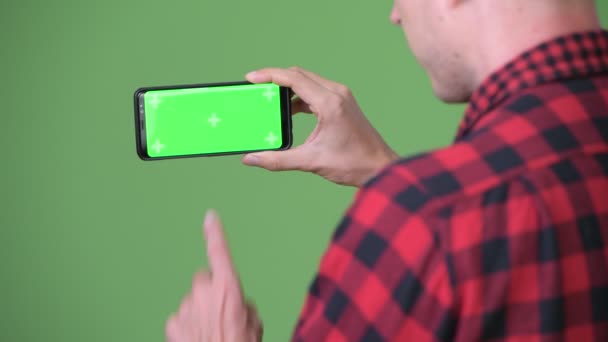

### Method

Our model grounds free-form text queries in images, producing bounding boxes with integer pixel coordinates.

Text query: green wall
[2,1,607,341]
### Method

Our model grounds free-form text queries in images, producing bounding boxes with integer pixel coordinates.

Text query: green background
[143,84,283,157]
[2,1,607,341]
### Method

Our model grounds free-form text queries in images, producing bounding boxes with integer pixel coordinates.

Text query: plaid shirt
[292,30,608,341]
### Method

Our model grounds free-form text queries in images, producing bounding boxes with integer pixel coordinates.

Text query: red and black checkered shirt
[292,30,608,341]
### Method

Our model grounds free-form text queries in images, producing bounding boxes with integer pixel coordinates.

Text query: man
[166,0,608,340]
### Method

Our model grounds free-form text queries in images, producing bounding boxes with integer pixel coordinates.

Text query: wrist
[357,148,399,187]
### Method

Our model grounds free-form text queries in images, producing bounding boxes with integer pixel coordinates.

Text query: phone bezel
[133,81,292,160]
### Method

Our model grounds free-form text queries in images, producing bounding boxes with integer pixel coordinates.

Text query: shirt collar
[456,30,608,141]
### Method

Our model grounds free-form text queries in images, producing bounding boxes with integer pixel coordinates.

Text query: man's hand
[165,210,263,342]
[243,67,398,187]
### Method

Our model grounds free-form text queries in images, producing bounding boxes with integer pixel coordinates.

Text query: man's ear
[446,0,466,9]
[437,0,468,20]
[389,4,401,26]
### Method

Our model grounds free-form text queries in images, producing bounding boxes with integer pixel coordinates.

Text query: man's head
[390,0,601,103]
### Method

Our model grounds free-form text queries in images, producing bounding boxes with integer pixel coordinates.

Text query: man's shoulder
[498,75,608,115]
[362,142,493,216]
[361,74,608,217]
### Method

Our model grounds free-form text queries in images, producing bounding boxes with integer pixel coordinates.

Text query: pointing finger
[246,68,330,107]
[288,66,342,92]
[203,210,238,283]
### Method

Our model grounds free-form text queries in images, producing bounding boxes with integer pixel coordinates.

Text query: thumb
[242,147,313,172]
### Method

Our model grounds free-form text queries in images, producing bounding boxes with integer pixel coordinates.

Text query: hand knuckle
[193,270,207,283]
[321,93,337,107]
[165,316,179,338]
[179,299,188,312]
[335,84,350,96]
[268,158,281,171]
[324,93,345,112]
[287,70,304,83]
[306,157,321,174]
[192,282,203,296]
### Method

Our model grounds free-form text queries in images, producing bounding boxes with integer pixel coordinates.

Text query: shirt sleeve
[291,180,457,342]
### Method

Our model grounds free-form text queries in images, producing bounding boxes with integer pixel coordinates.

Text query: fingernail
[246,71,258,79]
[243,154,260,165]
[205,210,218,226]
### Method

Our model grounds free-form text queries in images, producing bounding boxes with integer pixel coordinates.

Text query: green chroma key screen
[139,83,286,158]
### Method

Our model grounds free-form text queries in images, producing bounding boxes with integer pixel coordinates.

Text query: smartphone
[134,82,292,160]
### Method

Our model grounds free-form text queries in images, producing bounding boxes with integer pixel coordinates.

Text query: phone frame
[133,81,292,160]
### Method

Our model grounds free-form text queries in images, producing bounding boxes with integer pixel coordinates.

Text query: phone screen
[134,82,291,159]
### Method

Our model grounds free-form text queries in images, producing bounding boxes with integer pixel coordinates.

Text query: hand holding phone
[134,82,292,160]
[243,67,398,187]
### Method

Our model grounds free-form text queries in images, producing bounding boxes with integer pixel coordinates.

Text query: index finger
[203,210,238,282]
[246,68,329,106]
